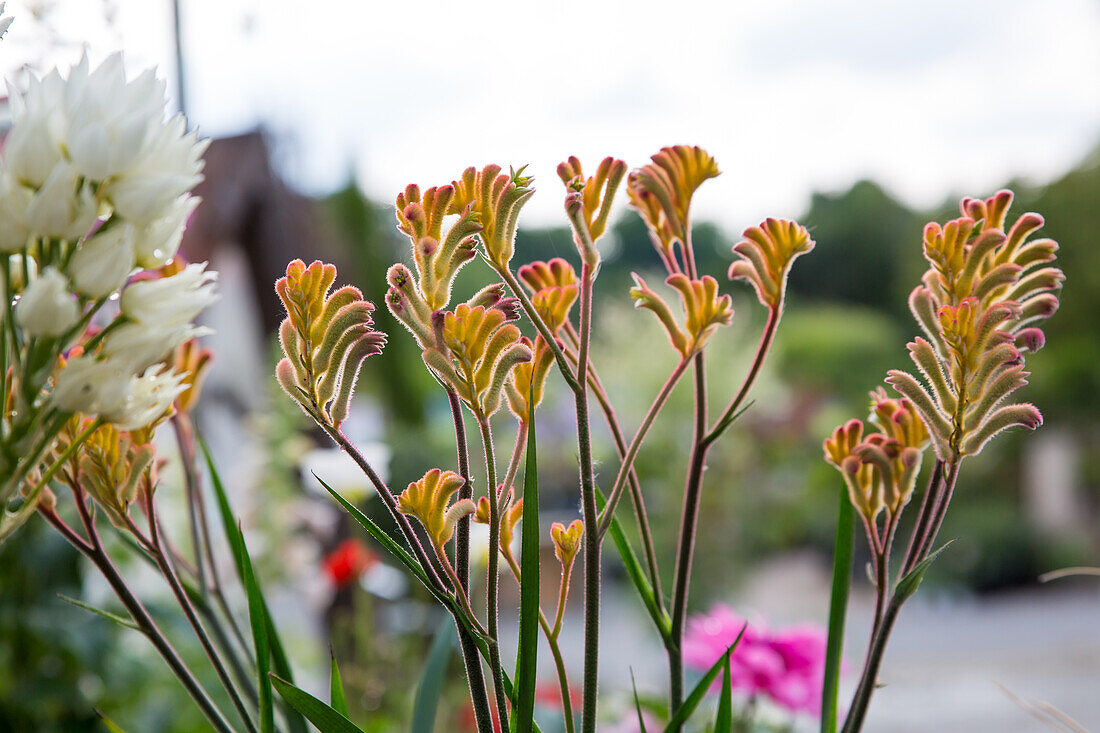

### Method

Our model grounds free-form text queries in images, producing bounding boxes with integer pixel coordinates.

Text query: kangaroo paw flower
[397,468,476,550]
[275,259,386,427]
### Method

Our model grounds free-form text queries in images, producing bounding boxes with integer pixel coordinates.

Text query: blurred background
[0,1,1097,731]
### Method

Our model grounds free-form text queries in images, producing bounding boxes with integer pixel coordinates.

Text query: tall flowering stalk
[823,190,1063,731]
[273,144,818,733]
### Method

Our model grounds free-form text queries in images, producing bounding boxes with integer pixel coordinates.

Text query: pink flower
[683,604,827,716]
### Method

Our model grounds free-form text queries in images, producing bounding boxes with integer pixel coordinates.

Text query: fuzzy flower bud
[551,519,583,567]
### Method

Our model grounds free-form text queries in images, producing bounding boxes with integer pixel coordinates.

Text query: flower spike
[558,155,627,268]
[275,260,386,427]
[627,145,719,273]
[888,191,1062,460]
[630,273,733,358]
[450,164,535,267]
[394,184,481,310]
[424,303,533,417]
[729,218,815,310]
[397,468,475,550]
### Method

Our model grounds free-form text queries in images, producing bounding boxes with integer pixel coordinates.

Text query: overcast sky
[3,0,1098,230]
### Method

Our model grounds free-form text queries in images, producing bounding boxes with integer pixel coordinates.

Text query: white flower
[120,261,218,328]
[133,195,199,269]
[0,3,14,39]
[23,162,97,240]
[110,364,187,430]
[0,173,33,253]
[104,115,208,223]
[68,222,136,298]
[51,353,131,416]
[51,355,186,430]
[14,266,79,337]
[3,70,67,188]
[102,321,210,374]
[64,53,168,183]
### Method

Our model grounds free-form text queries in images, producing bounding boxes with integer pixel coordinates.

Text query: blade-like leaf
[412,618,455,733]
[895,540,955,602]
[314,472,426,586]
[514,405,540,732]
[714,654,732,733]
[630,670,649,733]
[821,488,854,733]
[329,648,349,718]
[239,526,274,733]
[94,709,131,733]
[200,437,307,733]
[596,488,670,641]
[271,675,365,733]
[664,624,746,731]
[58,594,139,631]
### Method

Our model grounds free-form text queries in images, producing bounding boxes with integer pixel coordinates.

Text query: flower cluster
[627,145,719,273]
[885,191,1062,460]
[0,53,215,539]
[275,259,386,428]
[396,468,476,550]
[824,389,931,521]
[630,272,733,358]
[683,604,827,716]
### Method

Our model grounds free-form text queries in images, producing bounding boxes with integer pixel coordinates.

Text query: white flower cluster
[1,52,216,431]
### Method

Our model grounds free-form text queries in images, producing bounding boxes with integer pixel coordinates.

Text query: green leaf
[314,473,441,598]
[58,594,139,631]
[895,539,955,602]
[514,406,539,732]
[239,525,274,733]
[664,624,746,731]
[596,487,670,641]
[714,653,733,733]
[94,709,131,733]
[412,618,455,733]
[821,489,855,733]
[630,670,649,733]
[329,648,349,718]
[271,675,365,733]
[200,436,307,733]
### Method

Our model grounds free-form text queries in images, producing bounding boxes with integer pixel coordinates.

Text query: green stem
[575,263,600,733]
[40,505,237,733]
[563,326,663,610]
[445,388,495,733]
[476,415,511,730]
[840,597,903,733]
[596,356,690,537]
[149,492,258,733]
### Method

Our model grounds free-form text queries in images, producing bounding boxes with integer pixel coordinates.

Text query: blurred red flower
[322,539,377,588]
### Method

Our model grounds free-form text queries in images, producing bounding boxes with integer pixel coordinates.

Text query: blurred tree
[790,180,921,317]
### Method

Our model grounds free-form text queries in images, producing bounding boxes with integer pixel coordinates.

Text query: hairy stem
[563,325,663,609]
[596,357,691,537]
[476,415,510,730]
[575,263,600,733]
[40,505,237,733]
[445,388,495,733]
[148,492,258,733]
